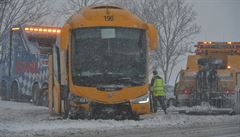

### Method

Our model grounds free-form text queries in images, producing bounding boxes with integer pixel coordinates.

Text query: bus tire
[63,99,70,119]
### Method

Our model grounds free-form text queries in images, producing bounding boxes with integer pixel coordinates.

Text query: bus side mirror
[60,24,70,50]
[147,24,158,50]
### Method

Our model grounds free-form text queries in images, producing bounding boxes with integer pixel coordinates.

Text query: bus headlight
[131,93,149,104]
[69,93,88,104]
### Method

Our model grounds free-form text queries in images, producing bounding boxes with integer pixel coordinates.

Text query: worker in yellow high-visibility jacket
[150,70,167,114]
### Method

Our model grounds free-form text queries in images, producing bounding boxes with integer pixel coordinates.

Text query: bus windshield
[71,27,147,87]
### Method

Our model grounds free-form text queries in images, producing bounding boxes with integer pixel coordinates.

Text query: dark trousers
[153,96,166,113]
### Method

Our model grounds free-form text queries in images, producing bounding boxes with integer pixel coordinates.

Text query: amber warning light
[11,27,20,31]
[24,27,61,34]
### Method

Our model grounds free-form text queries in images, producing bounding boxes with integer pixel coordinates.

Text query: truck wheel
[130,113,140,121]
[11,82,19,101]
[32,84,40,105]
[39,84,48,107]
[63,99,70,119]
[0,81,8,100]
[42,90,48,107]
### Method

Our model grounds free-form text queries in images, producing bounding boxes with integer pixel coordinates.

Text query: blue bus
[0,25,60,106]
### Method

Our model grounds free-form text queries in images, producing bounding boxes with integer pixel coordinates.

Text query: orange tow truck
[176,42,240,114]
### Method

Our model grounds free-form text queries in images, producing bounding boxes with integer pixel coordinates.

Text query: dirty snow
[0,100,239,137]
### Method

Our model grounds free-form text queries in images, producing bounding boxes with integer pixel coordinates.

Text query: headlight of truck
[131,92,150,104]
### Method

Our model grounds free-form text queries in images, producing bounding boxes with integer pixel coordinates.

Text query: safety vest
[152,77,165,96]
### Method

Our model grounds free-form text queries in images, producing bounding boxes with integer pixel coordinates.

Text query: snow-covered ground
[0,100,239,137]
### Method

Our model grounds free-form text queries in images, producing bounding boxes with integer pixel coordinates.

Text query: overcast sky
[187,0,240,42]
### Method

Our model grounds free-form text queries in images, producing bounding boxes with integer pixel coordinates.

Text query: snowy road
[0,100,239,137]
[85,122,240,137]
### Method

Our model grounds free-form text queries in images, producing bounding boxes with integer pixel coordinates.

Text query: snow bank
[0,100,47,110]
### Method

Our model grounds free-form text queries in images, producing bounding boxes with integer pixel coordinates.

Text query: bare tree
[57,0,103,20]
[153,0,200,84]
[0,0,50,38]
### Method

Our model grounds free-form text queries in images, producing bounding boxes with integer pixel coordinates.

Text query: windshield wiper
[74,72,145,86]
[109,77,144,86]
[77,72,103,77]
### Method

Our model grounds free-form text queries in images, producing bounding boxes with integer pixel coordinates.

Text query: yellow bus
[48,4,158,119]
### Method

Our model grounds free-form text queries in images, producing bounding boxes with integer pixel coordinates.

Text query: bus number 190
[104,16,114,21]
